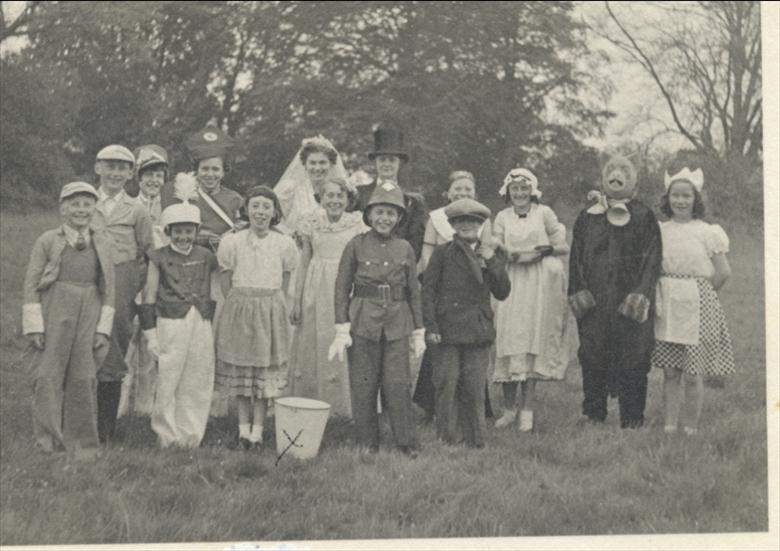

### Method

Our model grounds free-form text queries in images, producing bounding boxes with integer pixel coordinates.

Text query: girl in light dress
[288,177,368,417]
[214,186,299,450]
[492,168,578,432]
[651,166,735,435]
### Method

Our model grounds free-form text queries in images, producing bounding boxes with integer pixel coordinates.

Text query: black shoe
[251,440,263,451]
[398,446,419,459]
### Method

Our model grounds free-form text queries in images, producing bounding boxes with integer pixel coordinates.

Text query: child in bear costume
[568,156,662,428]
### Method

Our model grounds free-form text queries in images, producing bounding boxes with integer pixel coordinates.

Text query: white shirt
[97,188,124,217]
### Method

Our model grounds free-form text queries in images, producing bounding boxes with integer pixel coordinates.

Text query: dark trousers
[432,343,489,446]
[348,333,416,449]
[97,381,122,442]
[413,348,493,419]
[97,261,138,442]
[580,355,649,428]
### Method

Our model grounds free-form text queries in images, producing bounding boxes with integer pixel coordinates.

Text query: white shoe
[518,410,534,432]
[494,409,517,428]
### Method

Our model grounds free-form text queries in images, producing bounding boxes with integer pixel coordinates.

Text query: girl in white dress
[288,177,368,417]
[492,168,578,432]
[215,186,299,450]
[651,167,735,435]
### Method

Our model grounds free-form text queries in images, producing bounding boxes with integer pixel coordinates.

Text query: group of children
[21,123,736,460]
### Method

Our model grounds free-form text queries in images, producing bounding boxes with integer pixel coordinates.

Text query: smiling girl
[288,177,367,418]
[491,168,577,432]
[214,186,299,450]
[651,166,735,435]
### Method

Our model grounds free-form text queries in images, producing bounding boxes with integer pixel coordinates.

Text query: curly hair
[660,182,706,219]
[299,141,338,165]
[313,177,358,211]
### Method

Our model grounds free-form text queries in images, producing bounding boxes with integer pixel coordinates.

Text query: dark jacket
[568,199,662,376]
[422,236,511,345]
[355,180,428,261]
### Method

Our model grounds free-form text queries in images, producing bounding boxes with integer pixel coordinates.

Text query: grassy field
[0,209,770,546]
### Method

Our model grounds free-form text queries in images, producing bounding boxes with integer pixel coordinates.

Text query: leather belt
[353,283,406,302]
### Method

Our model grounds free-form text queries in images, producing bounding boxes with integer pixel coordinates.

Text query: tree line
[0,1,763,221]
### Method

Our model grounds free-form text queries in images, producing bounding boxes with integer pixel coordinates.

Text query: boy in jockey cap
[92,145,154,443]
[140,202,219,448]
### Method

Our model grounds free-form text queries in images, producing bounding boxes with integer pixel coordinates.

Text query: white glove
[144,329,159,359]
[411,328,426,359]
[327,323,352,362]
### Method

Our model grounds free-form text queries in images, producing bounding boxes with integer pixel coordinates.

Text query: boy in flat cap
[22,182,115,458]
[92,144,155,442]
[422,198,510,448]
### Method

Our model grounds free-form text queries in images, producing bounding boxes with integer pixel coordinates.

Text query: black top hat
[368,124,409,162]
[186,126,235,163]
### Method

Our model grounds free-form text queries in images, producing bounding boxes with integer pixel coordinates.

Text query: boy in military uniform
[330,184,426,457]
[91,145,154,442]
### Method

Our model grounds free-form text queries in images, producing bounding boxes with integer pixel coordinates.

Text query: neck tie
[75,233,86,251]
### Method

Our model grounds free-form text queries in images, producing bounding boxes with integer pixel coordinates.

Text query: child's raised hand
[28,333,45,350]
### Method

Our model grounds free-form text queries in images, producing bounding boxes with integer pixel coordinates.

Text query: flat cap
[444,198,491,222]
[96,144,135,164]
[60,181,99,202]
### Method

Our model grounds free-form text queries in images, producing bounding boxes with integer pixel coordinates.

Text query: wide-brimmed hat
[185,126,235,163]
[362,182,407,226]
[368,124,409,162]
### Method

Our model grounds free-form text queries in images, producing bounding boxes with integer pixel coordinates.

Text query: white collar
[62,224,91,247]
[170,242,193,256]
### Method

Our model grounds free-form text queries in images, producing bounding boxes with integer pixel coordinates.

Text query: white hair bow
[498,168,541,198]
[664,167,703,192]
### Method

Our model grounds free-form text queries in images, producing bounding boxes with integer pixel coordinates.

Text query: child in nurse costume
[22,182,114,458]
[140,202,219,448]
[651,167,735,435]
